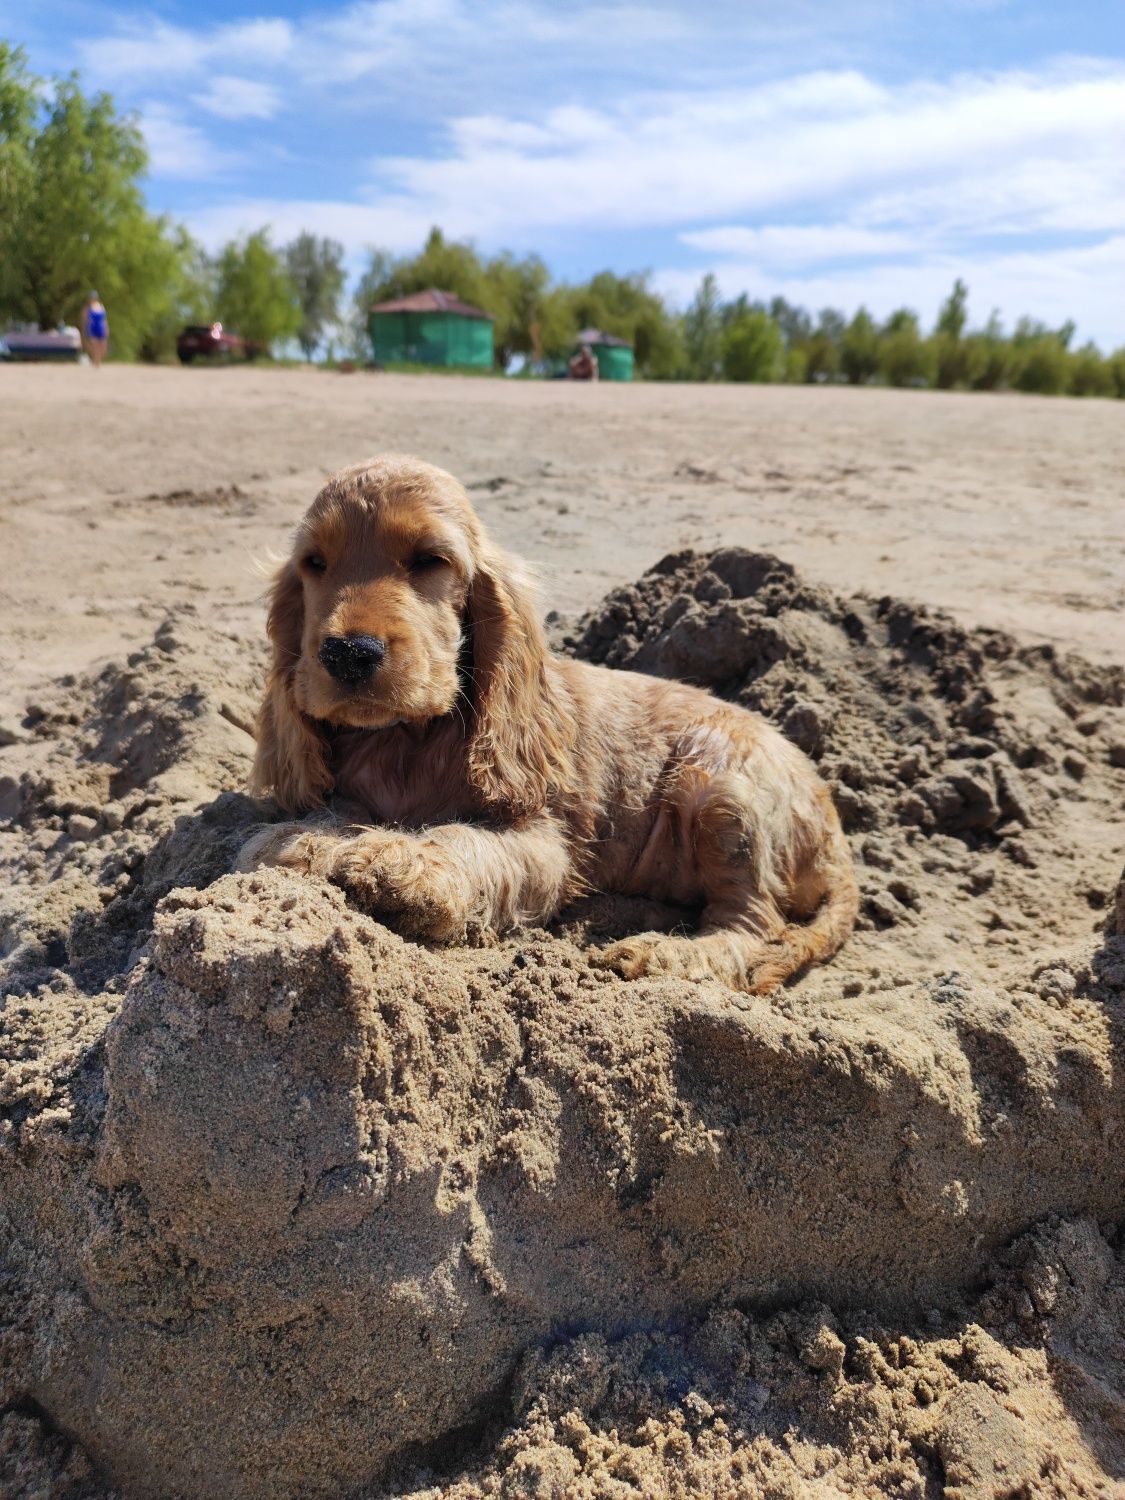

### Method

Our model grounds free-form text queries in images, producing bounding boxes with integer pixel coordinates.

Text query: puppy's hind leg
[596,769,785,989]
[597,766,856,994]
[743,789,858,993]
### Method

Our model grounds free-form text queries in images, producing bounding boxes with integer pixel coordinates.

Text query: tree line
[2,43,1121,397]
[677,275,1124,397]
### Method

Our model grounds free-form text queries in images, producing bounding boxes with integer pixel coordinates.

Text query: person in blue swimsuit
[82,292,109,367]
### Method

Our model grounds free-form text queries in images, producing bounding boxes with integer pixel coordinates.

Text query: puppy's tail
[751,813,859,994]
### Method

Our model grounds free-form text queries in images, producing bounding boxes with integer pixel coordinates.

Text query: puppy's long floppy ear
[466,546,576,819]
[250,563,333,813]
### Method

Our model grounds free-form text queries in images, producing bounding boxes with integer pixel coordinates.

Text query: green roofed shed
[575,327,634,381]
[368,288,494,369]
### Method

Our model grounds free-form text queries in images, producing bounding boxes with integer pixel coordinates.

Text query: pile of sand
[1,552,1122,1499]
[572,547,1124,978]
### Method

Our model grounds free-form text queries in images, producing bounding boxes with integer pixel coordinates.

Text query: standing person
[82,292,109,368]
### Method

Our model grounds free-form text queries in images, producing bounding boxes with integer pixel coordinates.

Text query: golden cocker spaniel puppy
[238,455,857,992]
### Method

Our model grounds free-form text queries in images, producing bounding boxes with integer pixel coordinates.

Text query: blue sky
[8,0,1125,345]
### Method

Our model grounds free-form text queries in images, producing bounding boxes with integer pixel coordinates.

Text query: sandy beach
[2,366,1122,725]
[1,366,1123,1499]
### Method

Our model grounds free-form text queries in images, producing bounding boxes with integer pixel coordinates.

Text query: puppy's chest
[330,727,468,827]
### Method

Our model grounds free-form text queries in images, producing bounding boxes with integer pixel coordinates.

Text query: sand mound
[0,608,264,989]
[573,548,1124,975]
[1,552,1123,1499]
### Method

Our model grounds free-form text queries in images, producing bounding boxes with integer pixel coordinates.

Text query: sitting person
[568,344,599,381]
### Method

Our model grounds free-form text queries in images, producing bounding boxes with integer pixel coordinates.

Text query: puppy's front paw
[327,835,473,944]
[234,823,333,875]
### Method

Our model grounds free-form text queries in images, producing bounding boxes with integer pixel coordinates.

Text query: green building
[368,289,494,369]
[575,327,635,381]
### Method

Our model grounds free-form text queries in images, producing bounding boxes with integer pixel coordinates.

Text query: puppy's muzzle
[318,634,386,685]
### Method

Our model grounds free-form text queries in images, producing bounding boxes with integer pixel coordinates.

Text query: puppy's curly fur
[238,455,857,992]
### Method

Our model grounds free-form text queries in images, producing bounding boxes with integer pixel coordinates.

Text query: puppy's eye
[410,553,447,573]
[303,554,327,574]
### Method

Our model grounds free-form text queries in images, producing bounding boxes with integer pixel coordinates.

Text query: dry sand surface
[1,365,1124,1499]
[1,365,1122,720]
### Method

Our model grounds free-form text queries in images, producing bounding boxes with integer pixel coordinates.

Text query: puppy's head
[284,456,475,731]
[252,455,573,815]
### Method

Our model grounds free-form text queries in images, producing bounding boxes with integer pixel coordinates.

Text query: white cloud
[68,2,915,111]
[357,63,1125,239]
[140,104,236,180]
[188,198,435,259]
[291,0,748,91]
[861,155,1125,238]
[77,18,292,82]
[193,76,281,122]
[681,224,917,265]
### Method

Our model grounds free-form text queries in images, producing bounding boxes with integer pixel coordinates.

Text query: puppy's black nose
[318,634,386,685]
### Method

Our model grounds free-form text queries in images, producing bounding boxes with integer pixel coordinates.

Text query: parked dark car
[176,323,262,364]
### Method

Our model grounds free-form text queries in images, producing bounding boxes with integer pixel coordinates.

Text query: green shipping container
[368,289,494,369]
[593,344,634,381]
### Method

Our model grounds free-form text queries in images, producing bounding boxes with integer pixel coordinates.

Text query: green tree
[529,283,578,365]
[285,233,345,360]
[839,307,880,385]
[1068,342,1114,398]
[1108,348,1125,400]
[1010,318,1071,396]
[879,308,933,387]
[0,49,194,356]
[683,273,723,380]
[931,278,971,388]
[963,311,1010,390]
[720,292,760,329]
[783,345,808,383]
[721,310,783,382]
[797,308,844,382]
[1011,337,1070,395]
[137,228,214,361]
[0,45,36,314]
[482,251,553,366]
[931,331,969,389]
[362,227,490,310]
[1,53,153,330]
[215,230,301,353]
[769,295,812,347]
[349,248,398,360]
[936,278,969,339]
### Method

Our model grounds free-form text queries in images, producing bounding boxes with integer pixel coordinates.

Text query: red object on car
[176,323,261,363]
